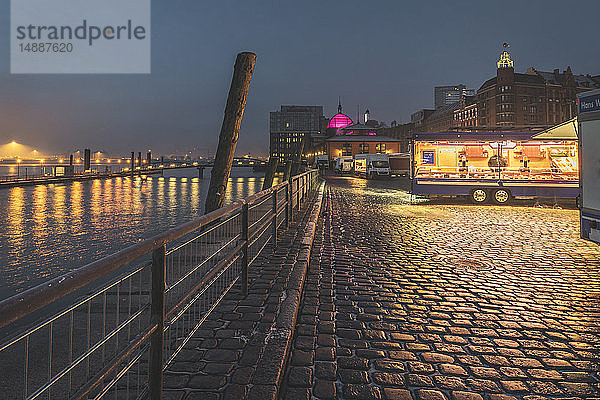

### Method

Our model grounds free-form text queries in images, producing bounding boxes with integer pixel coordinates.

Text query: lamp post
[16,158,21,179]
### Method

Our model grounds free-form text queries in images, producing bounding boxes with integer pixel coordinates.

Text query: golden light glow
[59,159,64,163]
[40,159,44,163]
[76,158,81,163]
[11,141,17,144]
[16,158,22,163]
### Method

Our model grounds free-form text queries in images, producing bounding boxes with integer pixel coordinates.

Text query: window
[359,143,369,153]
[342,143,352,156]
[375,143,386,153]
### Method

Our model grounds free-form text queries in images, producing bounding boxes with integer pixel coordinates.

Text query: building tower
[364,109,370,122]
[338,97,343,114]
[497,43,514,69]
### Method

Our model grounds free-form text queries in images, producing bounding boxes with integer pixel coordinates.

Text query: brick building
[477,48,598,127]
[453,95,478,127]
[325,135,402,160]
[421,102,460,132]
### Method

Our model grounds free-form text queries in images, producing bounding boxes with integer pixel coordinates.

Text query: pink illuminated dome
[328,113,353,129]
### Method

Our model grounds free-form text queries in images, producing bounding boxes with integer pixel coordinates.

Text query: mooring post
[205,52,256,214]
[149,244,166,399]
[262,156,279,190]
[130,152,135,175]
[241,203,249,297]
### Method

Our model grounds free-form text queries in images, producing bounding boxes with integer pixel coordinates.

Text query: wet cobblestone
[283,176,600,400]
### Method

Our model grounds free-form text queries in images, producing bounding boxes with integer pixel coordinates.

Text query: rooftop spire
[497,42,514,69]
[337,97,342,113]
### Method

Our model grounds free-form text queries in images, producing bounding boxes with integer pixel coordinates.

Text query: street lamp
[16,158,21,179]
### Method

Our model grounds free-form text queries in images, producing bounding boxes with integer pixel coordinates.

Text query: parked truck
[354,154,390,179]
[577,89,600,244]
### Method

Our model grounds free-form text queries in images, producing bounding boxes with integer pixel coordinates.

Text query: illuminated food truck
[577,89,600,244]
[411,129,579,204]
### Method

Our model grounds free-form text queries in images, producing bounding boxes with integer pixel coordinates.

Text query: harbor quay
[1,172,599,400]
[158,175,600,400]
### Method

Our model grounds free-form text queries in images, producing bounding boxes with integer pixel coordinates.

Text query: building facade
[477,49,599,127]
[269,105,325,160]
[421,102,460,132]
[379,122,414,153]
[326,136,402,160]
[453,96,478,127]
[434,84,475,109]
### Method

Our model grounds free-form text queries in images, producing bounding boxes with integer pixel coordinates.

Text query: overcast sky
[1,0,599,156]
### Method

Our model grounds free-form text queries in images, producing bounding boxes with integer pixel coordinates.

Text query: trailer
[388,153,411,177]
[577,89,600,244]
[411,130,579,204]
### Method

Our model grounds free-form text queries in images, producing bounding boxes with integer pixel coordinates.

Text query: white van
[354,154,390,179]
[334,156,354,173]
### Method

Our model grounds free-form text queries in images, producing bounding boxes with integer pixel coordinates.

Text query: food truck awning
[532,117,578,140]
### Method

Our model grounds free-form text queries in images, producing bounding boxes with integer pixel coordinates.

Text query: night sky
[0,0,598,156]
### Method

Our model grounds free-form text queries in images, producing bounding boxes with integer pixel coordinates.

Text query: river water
[0,167,276,301]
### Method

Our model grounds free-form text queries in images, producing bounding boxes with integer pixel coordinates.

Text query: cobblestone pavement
[283,176,600,400]
[162,186,322,400]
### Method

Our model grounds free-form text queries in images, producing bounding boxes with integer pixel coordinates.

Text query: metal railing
[0,169,320,400]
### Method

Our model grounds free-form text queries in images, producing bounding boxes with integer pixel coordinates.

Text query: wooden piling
[205,52,256,214]
[262,156,279,190]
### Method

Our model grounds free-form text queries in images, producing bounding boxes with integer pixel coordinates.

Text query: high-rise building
[434,85,475,109]
[269,105,324,160]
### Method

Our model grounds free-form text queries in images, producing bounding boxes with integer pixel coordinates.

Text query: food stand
[411,129,579,204]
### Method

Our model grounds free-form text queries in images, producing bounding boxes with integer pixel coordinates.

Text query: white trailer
[354,154,390,179]
[578,89,600,244]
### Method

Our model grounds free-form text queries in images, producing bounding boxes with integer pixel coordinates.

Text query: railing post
[272,189,278,246]
[150,244,166,400]
[286,182,291,228]
[297,176,301,211]
[241,203,249,297]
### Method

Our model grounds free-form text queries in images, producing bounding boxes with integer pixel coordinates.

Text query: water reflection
[0,168,268,300]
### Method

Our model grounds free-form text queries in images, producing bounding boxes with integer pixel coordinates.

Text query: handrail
[0,179,288,330]
[0,169,320,400]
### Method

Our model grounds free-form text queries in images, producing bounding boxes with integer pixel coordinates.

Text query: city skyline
[0,0,599,156]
